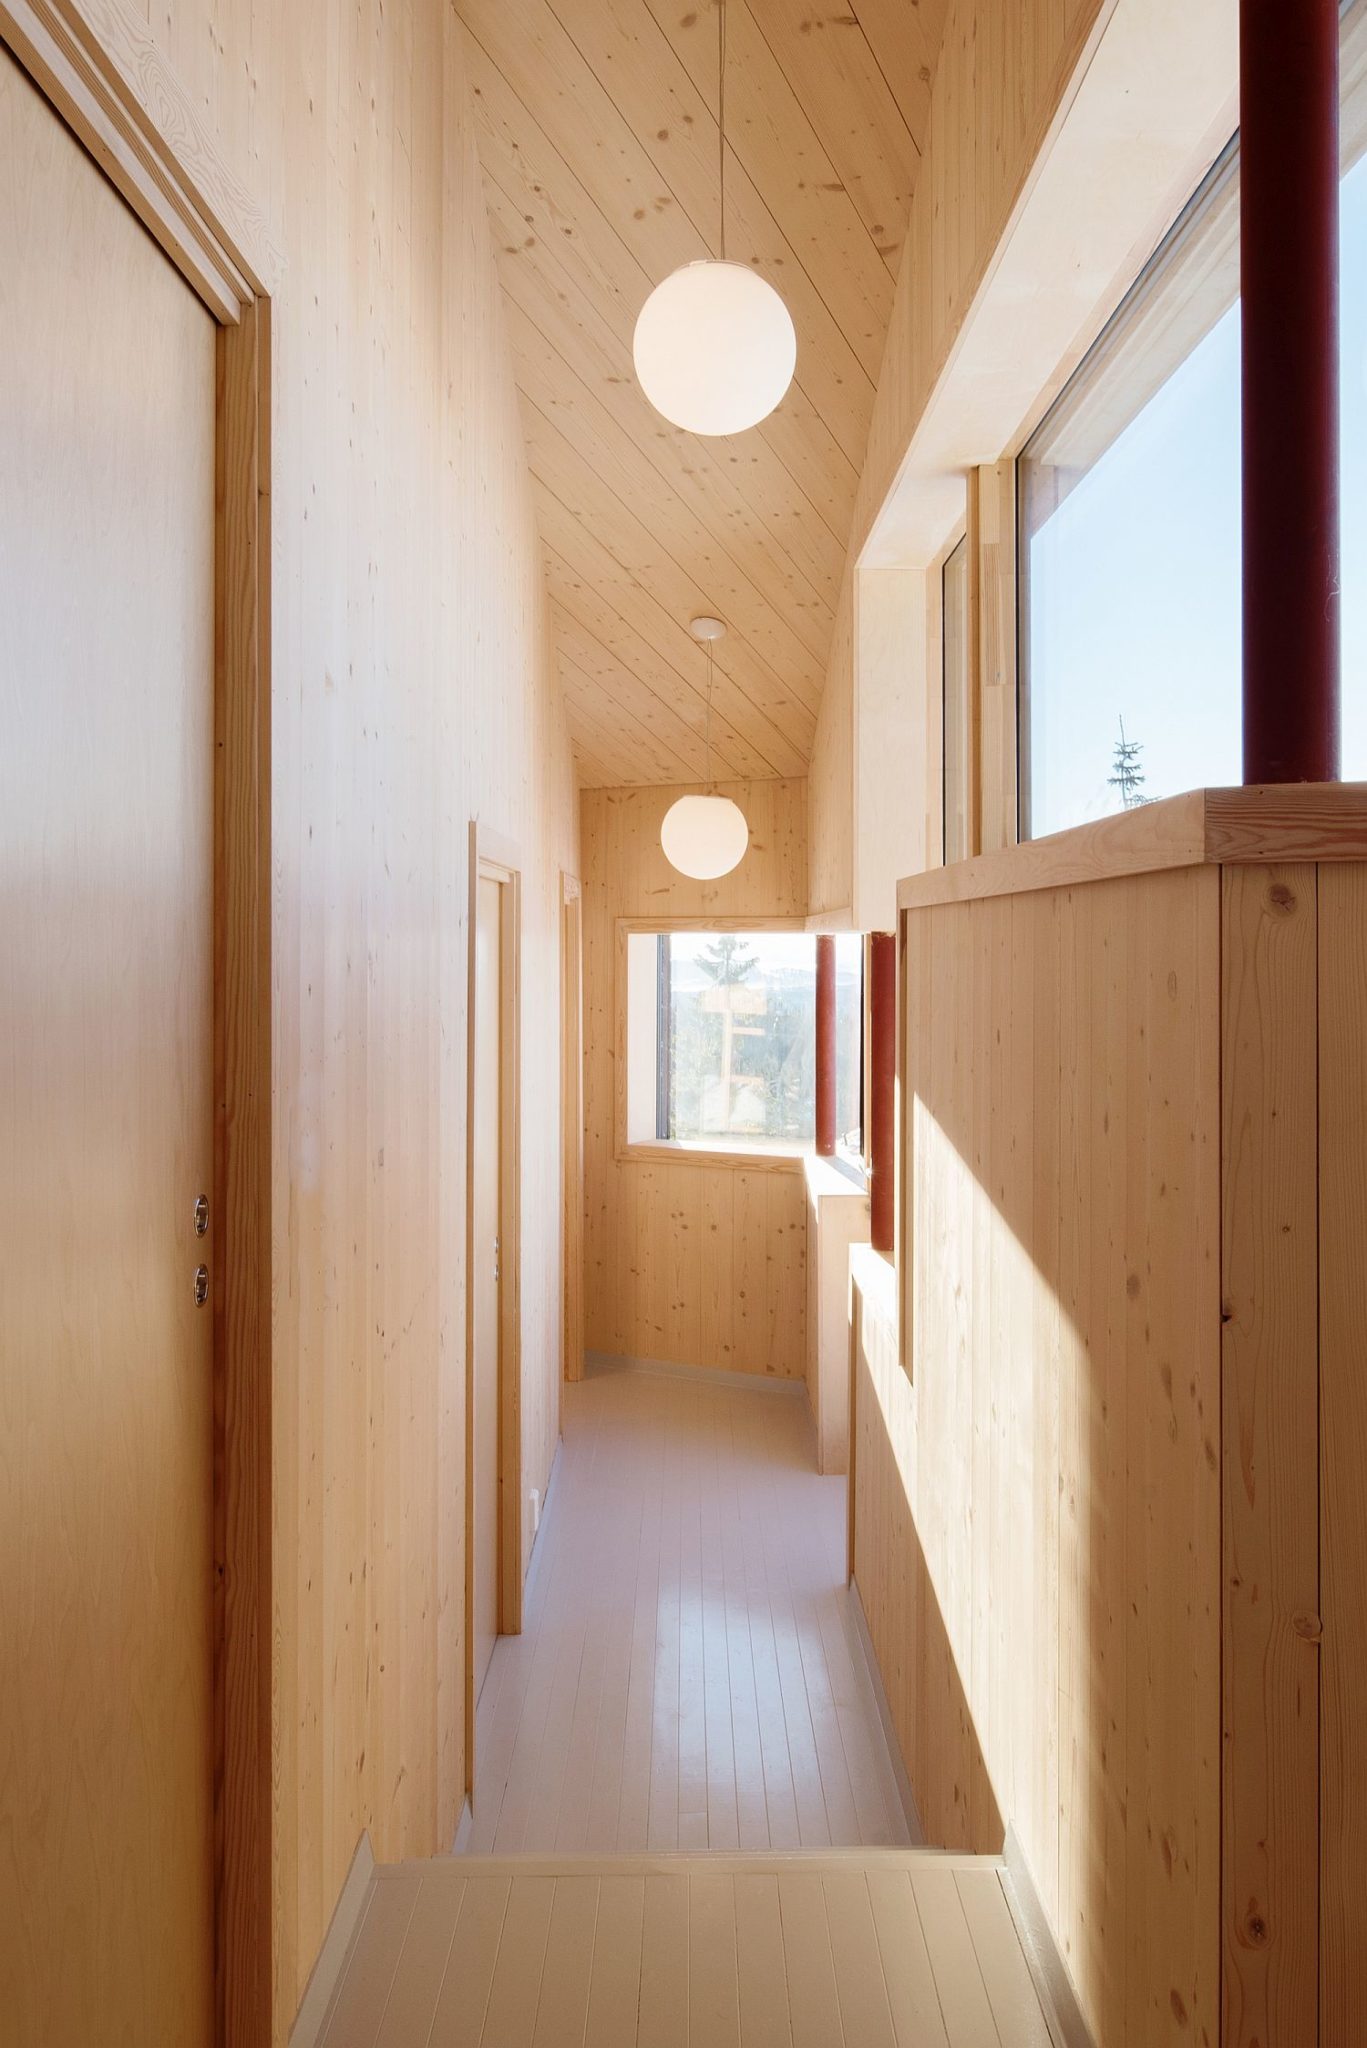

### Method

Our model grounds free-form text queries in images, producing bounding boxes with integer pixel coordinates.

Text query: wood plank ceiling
[457,0,951,788]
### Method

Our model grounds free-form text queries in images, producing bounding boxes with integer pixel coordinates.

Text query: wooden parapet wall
[851,787,1367,2048]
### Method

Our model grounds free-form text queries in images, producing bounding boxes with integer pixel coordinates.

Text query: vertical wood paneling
[972,460,1017,855]
[1220,865,1321,2047]
[110,1,580,2034]
[857,863,1222,2047]
[1318,862,1367,2047]
[581,782,809,1380]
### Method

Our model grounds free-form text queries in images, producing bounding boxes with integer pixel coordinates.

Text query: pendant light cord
[705,639,715,791]
[717,0,727,263]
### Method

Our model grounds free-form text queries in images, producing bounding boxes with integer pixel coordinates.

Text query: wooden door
[0,46,217,2046]
[471,875,504,1698]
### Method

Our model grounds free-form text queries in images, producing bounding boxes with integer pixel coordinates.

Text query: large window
[1020,4,1367,839]
[622,927,863,1162]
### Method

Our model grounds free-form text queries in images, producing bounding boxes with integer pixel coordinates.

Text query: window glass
[1020,9,1367,838]
[662,931,815,1149]
[623,929,865,1161]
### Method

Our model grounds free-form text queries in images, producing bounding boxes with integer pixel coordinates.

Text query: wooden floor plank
[373,1878,467,2048]
[822,1873,898,2048]
[911,1864,1002,2047]
[426,1877,511,2048]
[480,1875,556,2046]
[320,1875,421,2048]
[584,1875,646,2048]
[776,1872,846,2048]
[957,1873,1053,2048]
[688,1871,742,2048]
[734,1873,793,2048]
[532,1876,600,2048]
[639,1872,690,2048]
[866,1868,951,2048]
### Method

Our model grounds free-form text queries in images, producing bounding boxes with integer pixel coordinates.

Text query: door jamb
[465,822,524,1803]
[560,874,584,1392]
[0,8,279,2043]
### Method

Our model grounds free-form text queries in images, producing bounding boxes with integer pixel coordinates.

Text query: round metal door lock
[194,1194,210,1237]
[194,1264,210,1308]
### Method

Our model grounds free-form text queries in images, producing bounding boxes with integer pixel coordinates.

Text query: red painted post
[815,933,836,1157]
[868,932,896,1257]
[1241,0,1340,783]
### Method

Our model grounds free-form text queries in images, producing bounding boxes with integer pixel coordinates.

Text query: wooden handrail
[897,783,1367,913]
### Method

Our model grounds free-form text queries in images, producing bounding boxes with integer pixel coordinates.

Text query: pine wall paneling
[581,781,810,1382]
[104,0,580,2033]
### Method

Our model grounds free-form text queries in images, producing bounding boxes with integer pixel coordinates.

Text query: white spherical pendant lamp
[661,792,750,881]
[632,0,795,437]
[662,616,750,881]
[634,261,796,435]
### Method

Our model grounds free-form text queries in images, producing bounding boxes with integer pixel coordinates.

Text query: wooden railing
[847,787,1367,2048]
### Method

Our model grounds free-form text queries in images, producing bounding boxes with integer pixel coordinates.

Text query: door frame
[464,821,524,1799]
[0,7,279,2043]
[560,873,584,1390]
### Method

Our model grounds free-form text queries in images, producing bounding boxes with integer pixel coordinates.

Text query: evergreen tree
[697,933,757,986]
[1108,718,1149,808]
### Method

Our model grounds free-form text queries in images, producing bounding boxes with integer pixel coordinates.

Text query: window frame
[1016,137,1240,843]
[1015,0,1367,842]
[940,530,973,864]
[615,914,811,1173]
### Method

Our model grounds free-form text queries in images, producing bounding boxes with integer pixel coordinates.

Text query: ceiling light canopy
[632,0,795,437]
[661,616,750,881]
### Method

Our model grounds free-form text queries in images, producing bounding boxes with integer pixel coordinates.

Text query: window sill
[617,1139,807,1174]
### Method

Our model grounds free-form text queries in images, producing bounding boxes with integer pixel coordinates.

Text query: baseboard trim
[288,1831,375,2048]
[522,1437,564,1613]
[1002,1828,1096,2048]
[585,1349,806,1397]
[845,1577,924,1845]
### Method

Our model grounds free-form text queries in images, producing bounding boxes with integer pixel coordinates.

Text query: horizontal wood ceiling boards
[456,0,952,786]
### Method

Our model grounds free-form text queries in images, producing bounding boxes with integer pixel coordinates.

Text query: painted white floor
[467,1362,912,1856]
[318,1852,1055,2048]
[314,1366,1059,2047]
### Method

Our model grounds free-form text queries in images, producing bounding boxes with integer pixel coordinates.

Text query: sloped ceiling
[457,0,951,787]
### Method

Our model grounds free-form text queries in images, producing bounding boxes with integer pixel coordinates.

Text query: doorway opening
[465,823,524,1800]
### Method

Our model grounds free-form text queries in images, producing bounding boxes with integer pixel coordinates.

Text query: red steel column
[868,932,896,1256]
[1241,0,1340,783]
[815,933,836,1157]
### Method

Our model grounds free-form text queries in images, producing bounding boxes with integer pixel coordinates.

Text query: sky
[1026,152,1367,837]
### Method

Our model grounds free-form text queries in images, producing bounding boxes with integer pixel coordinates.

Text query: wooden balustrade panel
[861,864,1222,2048]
